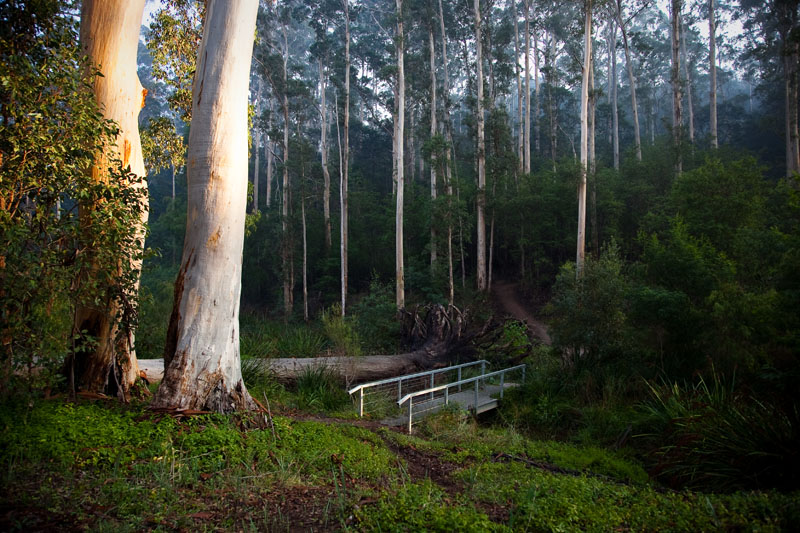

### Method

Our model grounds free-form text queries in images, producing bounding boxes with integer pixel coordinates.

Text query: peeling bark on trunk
[72,0,147,397]
[154,0,258,413]
[475,0,487,292]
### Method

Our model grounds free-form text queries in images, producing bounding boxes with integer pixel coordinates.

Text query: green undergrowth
[2,398,797,531]
[456,461,797,531]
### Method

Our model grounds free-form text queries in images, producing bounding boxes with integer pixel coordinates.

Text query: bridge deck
[381,382,518,427]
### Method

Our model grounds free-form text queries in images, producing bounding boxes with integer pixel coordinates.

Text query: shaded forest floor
[2,396,797,531]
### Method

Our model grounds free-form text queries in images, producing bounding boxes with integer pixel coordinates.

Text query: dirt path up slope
[491,281,551,345]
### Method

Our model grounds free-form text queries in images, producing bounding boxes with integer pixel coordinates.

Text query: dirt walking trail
[491,281,552,345]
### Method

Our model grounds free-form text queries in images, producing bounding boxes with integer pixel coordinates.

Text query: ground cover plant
[2,396,797,531]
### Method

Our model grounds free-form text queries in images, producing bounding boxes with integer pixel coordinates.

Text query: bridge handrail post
[359,388,364,417]
[474,379,479,413]
[500,372,505,399]
[430,373,434,401]
[458,367,462,392]
[407,401,413,433]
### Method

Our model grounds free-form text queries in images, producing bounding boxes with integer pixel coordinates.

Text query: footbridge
[347,361,525,433]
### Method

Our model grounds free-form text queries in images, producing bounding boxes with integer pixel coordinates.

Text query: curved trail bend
[491,281,551,345]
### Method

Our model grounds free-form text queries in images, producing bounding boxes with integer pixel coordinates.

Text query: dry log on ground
[140,304,488,384]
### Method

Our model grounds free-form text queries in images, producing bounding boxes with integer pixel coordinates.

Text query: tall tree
[438,0,456,305]
[475,0,488,291]
[342,0,351,315]
[319,58,332,249]
[670,0,683,173]
[614,0,642,161]
[154,0,259,412]
[709,0,718,148]
[577,0,592,276]
[71,0,147,395]
[429,15,438,274]
[396,0,406,309]
[523,0,531,174]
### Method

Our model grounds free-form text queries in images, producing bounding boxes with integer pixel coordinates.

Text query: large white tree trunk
[438,0,455,306]
[396,0,406,310]
[577,0,592,276]
[681,16,694,144]
[73,0,146,395]
[609,19,620,170]
[281,21,293,319]
[475,0,487,292]
[154,0,258,413]
[514,5,523,175]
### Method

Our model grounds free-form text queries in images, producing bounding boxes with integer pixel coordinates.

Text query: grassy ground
[2,394,797,532]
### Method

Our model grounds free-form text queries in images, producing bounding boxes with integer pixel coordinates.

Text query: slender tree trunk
[589,61,599,257]
[523,0,531,174]
[546,37,557,168]
[534,30,541,157]
[319,58,332,250]
[154,0,258,412]
[72,0,147,396]
[609,19,619,169]
[281,21,292,319]
[577,0,592,276]
[410,108,416,183]
[615,0,642,161]
[474,0,487,291]
[681,16,694,145]
[514,4,523,175]
[670,0,683,174]
[302,194,308,322]
[253,129,260,212]
[709,0,718,149]
[342,0,351,315]
[438,0,455,305]
[429,22,438,275]
[783,19,800,176]
[266,99,273,208]
[396,0,406,310]
[171,164,176,200]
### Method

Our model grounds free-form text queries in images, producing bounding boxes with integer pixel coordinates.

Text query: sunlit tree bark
[72,0,147,396]
[154,0,258,412]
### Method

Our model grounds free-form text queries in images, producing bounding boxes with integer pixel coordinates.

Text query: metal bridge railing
[396,364,526,433]
[347,360,488,418]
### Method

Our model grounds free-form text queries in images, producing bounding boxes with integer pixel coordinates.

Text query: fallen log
[139,304,485,385]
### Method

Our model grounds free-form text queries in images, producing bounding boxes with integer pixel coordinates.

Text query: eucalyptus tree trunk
[615,0,642,161]
[342,0,351,315]
[438,0,455,306]
[429,22,438,274]
[72,0,146,396]
[514,4,523,175]
[396,0,406,310]
[670,0,683,174]
[785,45,800,176]
[253,129,260,212]
[319,58,332,250]
[681,16,694,144]
[534,30,541,156]
[709,0,718,149]
[474,0,487,292]
[154,0,258,413]
[266,99,274,208]
[589,63,599,256]
[523,0,531,174]
[545,37,557,168]
[609,18,620,169]
[577,0,592,276]
[281,20,292,319]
